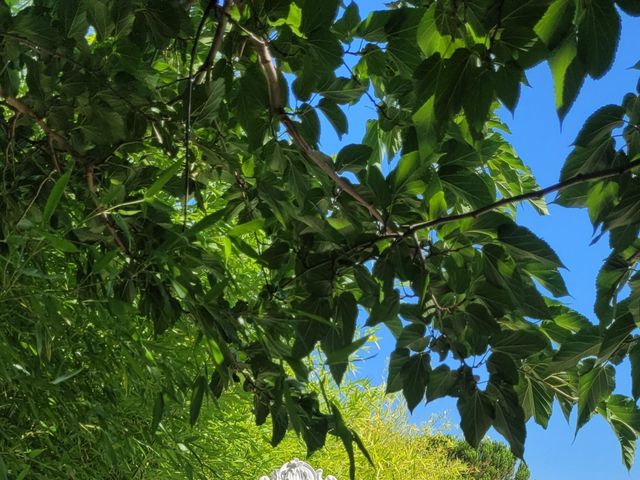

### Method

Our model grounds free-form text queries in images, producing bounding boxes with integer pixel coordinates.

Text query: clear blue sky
[317,3,640,479]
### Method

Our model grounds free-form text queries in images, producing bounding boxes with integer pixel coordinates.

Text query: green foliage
[1,0,640,476]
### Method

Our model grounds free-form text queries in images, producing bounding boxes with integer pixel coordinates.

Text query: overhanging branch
[0,88,129,253]
[227,13,388,228]
[401,158,640,237]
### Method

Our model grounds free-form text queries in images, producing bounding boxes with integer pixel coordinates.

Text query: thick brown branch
[196,0,233,80]
[401,158,640,237]
[237,25,387,227]
[0,87,130,253]
[0,87,83,159]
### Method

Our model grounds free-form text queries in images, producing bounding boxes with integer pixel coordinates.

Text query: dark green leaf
[598,312,635,363]
[367,289,400,326]
[498,223,565,269]
[549,328,602,371]
[458,390,494,448]
[596,253,631,324]
[574,105,625,148]
[43,168,73,226]
[577,360,615,430]
[401,352,431,412]
[534,0,576,50]
[487,352,519,385]
[190,375,207,426]
[630,343,640,400]
[387,348,410,394]
[600,395,640,468]
[318,98,348,138]
[489,382,526,458]
[426,365,458,402]
[492,329,548,358]
[517,373,553,429]
[151,391,164,433]
[549,38,587,120]
[577,0,621,79]
[616,0,640,15]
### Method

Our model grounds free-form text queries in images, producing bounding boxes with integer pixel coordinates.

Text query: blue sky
[316,3,640,479]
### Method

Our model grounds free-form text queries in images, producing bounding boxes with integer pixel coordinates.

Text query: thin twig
[184,0,218,228]
[86,166,129,253]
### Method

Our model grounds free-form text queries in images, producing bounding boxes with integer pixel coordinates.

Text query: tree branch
[225,15,388,228]
[401,158,640,237]
[0,86,83,159]
[184,1,218,228]
[195,0,233,81]
[0,87,130,253]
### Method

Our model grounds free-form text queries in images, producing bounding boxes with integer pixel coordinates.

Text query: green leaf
[489,382,526,458]
[367,289,400,326]
[487,352,519,385]
[595,253,631,324]
[44,234,79,253]
[601,395,640,468]
[440,168,495,209]
[351,429,375,468]
[325,336,369,377]
[458,390,494,448]
[145,162,182,199]
[85,0,114,41]
[151,391,164,433]
[401,352,430,412]
[188,209,226,235]
[498,223,565,269]
[462,65,494,132]
[43,167,72,226]
[494,62,523,113]
[630,343,640,400]
[517,373,553,429]
[434,49,473,122]
[299,0,339,34]
[523,262,569,298]
[0,455,6,480]
[386,348,410,394]
[190,375,207,426]
[549,328,601,371]
[574,105,625,148]
[417,4,463,59]
[50,368,83,385]
[577,360,615,430]
[336,144,372,171]
[616,0,640,15]
[560,139,617,181]
[549,38,587,120]
[333,1,360,39]
[397,323,426,350]
[55,0,90,40]
[228,218,266,237]
[318,98,348,138]
[598,312,635,363]
[426,365,458,402]
[412,97,439,160]
[576,0,621,79]
[492,329,548,358]
[534,0,575,50]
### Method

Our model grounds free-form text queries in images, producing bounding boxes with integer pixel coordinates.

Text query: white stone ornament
[259,458,337,480]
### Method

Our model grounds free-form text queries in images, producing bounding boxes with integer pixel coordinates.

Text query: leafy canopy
[1,0,640,476]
